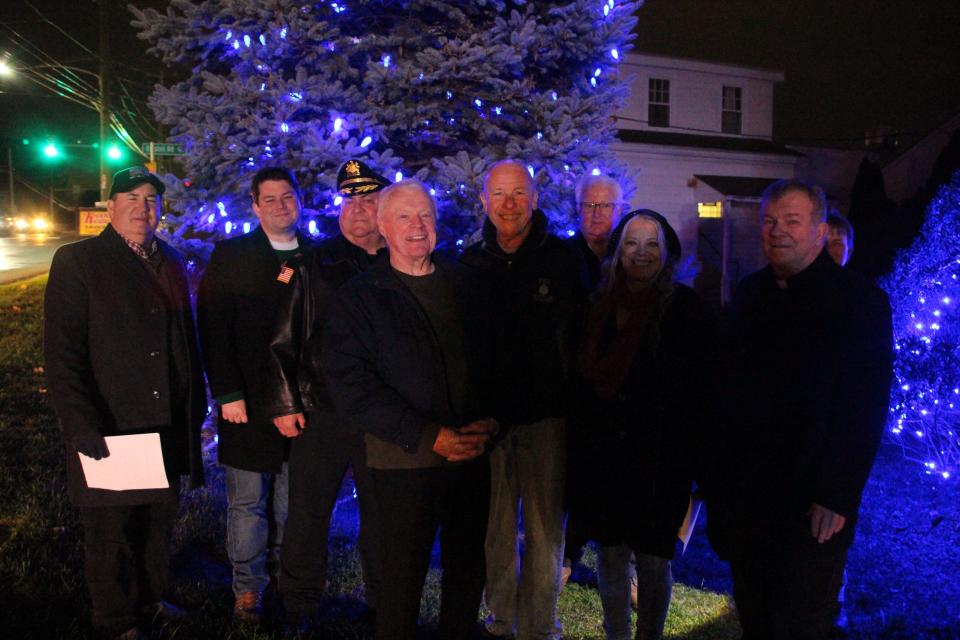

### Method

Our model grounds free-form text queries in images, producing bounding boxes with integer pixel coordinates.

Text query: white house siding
[611,141,799,269]
[618,53,783,139]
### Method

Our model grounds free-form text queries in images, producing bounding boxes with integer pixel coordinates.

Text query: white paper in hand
[79,433,170,491]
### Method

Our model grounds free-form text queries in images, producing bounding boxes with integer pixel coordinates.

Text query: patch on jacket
[532,277,555,303]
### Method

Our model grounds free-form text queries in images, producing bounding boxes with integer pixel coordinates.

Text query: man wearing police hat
[44,166,205,640]
[265,159,389,630]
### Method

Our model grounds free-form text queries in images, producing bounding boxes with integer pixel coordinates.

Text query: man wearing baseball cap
[265,159,389,631]
[44,166,205,639]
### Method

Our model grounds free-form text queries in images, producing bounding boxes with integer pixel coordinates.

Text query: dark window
[648,78,670,128]
[722,86,742,134]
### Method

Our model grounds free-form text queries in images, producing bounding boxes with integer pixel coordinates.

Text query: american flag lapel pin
[277,265,294,283]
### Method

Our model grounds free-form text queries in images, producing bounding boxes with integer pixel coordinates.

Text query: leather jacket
[265,234,380,418]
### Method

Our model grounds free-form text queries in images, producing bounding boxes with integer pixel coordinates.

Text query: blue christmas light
[308,219,319,235]
[207,213,215,224]
[243,221,252,233]
[611,48,620,60]
[289,92,303,101]
[395,171,403,182]
[217,201,227,216]
[224,31,232,41]
[591,167,601,176]
[333,117,343,132]
[232,40,240,50]
[243,35,251,47]
[382,55,391,68]
[526,165,535,178]
[360,135,372,148]
[280,28,287,39]
[225,221,233,234]
[259,34,266,46]
[281,122,289,133]
[333,195,343,206]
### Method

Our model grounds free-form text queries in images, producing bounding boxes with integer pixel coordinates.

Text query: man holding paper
[44,166,205,640]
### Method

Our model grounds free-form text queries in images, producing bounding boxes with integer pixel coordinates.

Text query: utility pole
[6,148,13,215]
[98,0,111,201]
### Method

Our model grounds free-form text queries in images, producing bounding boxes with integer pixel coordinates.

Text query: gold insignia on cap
[345,160,361,176]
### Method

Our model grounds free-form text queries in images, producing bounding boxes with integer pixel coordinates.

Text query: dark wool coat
[571,284,718,559]
[459,210,589,426]
[197,226,313,473]
[265,234,378,419]
[44,224,205,507]
[321,254,496,468]
[707,250,893,555]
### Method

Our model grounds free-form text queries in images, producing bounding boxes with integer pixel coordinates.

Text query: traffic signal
[106,144,123,162]
[42,142,60,160]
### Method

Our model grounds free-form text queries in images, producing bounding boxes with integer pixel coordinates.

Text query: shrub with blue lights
[132,0,639,259]
[881,171,960,480]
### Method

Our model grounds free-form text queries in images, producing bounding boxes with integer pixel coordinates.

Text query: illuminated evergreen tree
[132,0,639,259]
[882,171,960,480]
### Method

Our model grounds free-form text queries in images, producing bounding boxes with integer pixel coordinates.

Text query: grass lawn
[0,275,738,638]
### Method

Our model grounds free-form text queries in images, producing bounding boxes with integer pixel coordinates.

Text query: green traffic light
[43,142,60,159]
[107,145,122,160]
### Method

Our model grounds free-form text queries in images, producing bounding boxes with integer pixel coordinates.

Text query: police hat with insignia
[337,159,390,196]
[109,166,166,197]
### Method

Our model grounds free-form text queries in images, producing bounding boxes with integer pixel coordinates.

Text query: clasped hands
[432,418,499,462]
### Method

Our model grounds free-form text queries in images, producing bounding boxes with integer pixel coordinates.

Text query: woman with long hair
[574,210,716,640]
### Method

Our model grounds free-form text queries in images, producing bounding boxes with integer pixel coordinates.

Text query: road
[0,233,77,284]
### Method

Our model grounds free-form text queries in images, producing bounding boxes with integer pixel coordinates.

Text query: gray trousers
[483,417,566,640]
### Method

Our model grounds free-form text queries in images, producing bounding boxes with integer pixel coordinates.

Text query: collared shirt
[119,232,159,261]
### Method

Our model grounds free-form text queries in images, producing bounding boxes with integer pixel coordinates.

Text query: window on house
[648,78,670,128]
[722,86,742,134]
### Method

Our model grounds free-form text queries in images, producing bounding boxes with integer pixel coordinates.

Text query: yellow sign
[79,208,110,236]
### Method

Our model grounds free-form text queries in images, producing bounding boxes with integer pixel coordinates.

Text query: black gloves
[73,432,110,460]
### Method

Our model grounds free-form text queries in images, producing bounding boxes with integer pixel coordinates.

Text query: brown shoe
[233,591,262,624]
[560,565,572,589]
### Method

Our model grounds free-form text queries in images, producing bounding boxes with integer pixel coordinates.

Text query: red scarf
[578,277,661,399]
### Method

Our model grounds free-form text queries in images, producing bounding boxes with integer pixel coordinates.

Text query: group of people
[44,158,892,640]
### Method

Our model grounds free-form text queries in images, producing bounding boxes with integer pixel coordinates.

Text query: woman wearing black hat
[572,210,717,640]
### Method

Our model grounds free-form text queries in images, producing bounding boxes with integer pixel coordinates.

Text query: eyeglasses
[580,202,620,214]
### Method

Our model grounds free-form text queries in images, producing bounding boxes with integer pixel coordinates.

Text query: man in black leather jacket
[265,159,389,629]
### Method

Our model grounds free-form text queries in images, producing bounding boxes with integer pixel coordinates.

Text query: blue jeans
[484,418,566,640]
[597,544,671,640]
[225,463,289,596]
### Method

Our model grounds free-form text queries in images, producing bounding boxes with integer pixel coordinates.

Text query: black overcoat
[571,284,718,559]
[43,224,205,507]
[197,226,312,473]
[708,250,893,554]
